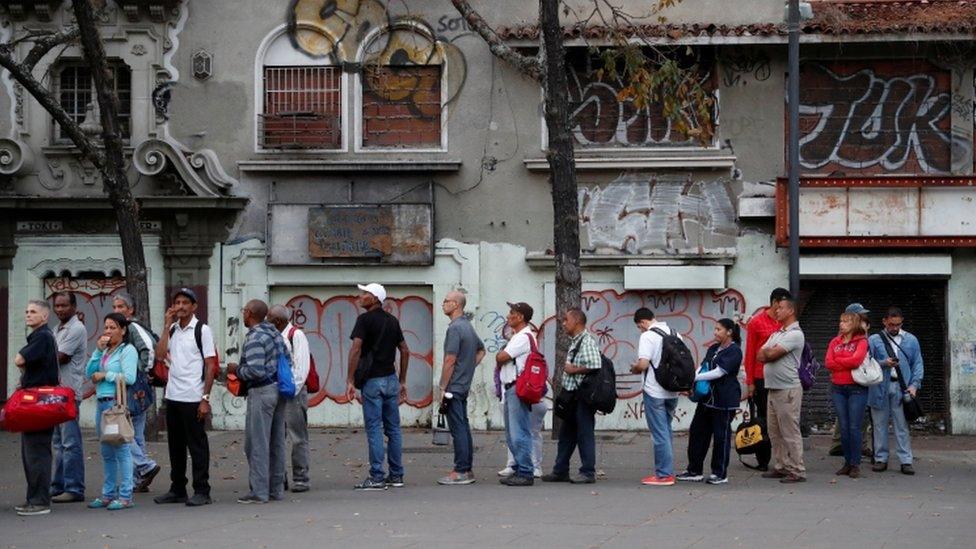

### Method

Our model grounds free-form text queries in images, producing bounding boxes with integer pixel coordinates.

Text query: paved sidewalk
[1,428,974,548]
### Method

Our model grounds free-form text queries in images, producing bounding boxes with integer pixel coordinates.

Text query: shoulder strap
[649,327,668,338]
[194,322,204,358]
[879,332,910,392]
[288,325,297,342]
[569,335,584,362]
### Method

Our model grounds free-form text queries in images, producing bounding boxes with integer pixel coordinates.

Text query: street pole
[787,0,801,298]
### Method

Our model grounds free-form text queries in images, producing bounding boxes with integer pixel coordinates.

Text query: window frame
[53,60,133,144]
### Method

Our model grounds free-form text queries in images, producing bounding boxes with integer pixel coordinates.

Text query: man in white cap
[346,283,410,490]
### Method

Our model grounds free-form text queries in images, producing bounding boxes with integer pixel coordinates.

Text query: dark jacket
[702,342,743,410]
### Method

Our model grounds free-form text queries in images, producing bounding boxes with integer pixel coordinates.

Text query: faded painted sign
[798,60,952,175]
[307,204,432,264]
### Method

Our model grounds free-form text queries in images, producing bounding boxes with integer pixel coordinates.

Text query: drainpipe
[787,0,802,298]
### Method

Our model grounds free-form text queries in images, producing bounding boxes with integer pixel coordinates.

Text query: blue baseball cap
[844,303,869,315]
[172,287,198,304]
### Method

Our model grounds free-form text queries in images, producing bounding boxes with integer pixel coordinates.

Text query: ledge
[523,152,736,171]
[525,251,735,269]
[0,196,249,210]
[238,159,463,173]
[738,196,776,218]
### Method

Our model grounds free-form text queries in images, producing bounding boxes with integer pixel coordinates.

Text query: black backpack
[579,354,617,414]
[649,327,695,392]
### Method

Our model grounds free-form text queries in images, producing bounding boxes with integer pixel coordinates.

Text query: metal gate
[797,279,947,428]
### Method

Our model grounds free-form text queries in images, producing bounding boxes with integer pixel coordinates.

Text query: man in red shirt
[744,287,791,471]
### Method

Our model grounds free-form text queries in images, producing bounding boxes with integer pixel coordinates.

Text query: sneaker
[497,466,515,477]
[779,474,807,484]
[134,465,161,493]
[237,495,267,504]
[676,471,704,482]
[569,474,595,484]
[541,473,570,483]
[872,462,888,472]
[641,475,675,486]
[87,497,112,509]
[706,474,728,485]
[107,499,135,511]
[291,483,310,493]
[499,475,534,486]
[52,492,85,503]
[16,504,50,516]
[437,471,476,486]
[761,469,787,479]
[354,478,388,491]
[900,464,915,476]
[13,502,30,513]
[153,491,187,505]
[385,475,404,488]
[185,493,212,507]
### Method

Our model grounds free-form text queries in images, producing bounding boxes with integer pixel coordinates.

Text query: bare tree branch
[22,26,80,71]
[450,0,543,81]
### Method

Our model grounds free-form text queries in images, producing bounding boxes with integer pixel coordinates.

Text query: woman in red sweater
[826,311,870,478]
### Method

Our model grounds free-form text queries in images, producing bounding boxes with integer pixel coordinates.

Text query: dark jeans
[687,405,735,479]
[753,379,771,468]
[831,384,869,466]
[552,395,596,478]
[445,393,473,473]
[22,429,54,506]
[165,399,211,497]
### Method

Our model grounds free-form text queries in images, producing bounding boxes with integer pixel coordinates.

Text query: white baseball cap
[357,283,387,303]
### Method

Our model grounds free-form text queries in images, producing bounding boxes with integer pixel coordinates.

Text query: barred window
[261,65,342,150]
[361,65,442,149]
[57,63,131,141]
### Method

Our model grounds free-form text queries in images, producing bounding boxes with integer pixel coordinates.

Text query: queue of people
[11,283,925,515]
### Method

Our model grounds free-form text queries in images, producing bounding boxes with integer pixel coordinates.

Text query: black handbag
[880,333,925,423]
[554,388,577,420]
[354,312,391,390]
[735,398,771,470]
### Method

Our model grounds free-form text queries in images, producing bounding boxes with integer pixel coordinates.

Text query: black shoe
[185,493,212,506]
[541,473,570,483]
[16,504,50,516]
[499,475,534,486]
[354,478,388,491]
[569,474,596,484]
[872,462,888,472]
[134,465,161,493]
[385,475,404,488]
[828,446,843,457]
[153,491,187,504]
[900,464,915,476]
[291,483,310,493]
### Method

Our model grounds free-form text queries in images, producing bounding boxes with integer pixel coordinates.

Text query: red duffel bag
[0,386,78,433]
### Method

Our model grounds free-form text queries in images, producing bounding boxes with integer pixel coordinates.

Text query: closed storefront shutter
[798,279,947,428]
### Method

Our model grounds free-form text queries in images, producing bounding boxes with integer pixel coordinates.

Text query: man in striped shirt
[543,308,602,484]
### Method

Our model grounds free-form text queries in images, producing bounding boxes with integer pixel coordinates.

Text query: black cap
[769,287,792,303]
[506,301,533,323]
[172,287,198,304]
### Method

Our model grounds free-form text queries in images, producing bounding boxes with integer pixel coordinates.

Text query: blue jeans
[51,417,85,497]
[445,393,473,473]
[644,394,678,477]
[130,411,158,478]
[95,398,133,500]
[831,384,869,466]
[362,374,403,481]
[504,385,534,478]
[553,397,596,477]
[871,381,913,465]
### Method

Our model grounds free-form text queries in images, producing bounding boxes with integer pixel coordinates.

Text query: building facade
[2,0,975,433]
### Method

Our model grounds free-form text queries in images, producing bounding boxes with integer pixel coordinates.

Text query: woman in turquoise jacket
[85,312,138,510]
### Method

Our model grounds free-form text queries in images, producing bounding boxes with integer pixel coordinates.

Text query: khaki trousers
[767,387,805,477]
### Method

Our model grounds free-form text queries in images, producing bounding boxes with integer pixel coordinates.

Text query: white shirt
[281,322,311,390]
[638,320,679,399]
[499,326,536,385]
[164,316,216,403]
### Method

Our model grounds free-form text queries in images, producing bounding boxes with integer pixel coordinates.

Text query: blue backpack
[690,361,711,403]
[276,340,297,399]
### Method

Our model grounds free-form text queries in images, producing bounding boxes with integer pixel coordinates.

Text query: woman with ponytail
[676,318,743,485]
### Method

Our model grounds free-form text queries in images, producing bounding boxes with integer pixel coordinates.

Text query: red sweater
[825,335,868,385]
[744,308,780,384]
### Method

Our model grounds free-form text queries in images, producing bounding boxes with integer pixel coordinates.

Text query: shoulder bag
[553,338,582,420]
[852,346,883,386]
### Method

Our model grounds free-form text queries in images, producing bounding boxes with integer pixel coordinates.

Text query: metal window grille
[57,64,131,141]
[261,65,341,149]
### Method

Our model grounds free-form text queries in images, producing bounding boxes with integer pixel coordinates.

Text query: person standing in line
[227,300,288,504]
[13,300,60,516]
[85,313,138,510]
[111,293,161,493]
[744,288,791,471]
[152,288,217,507]
[868,307,923,475]
[268,305,312,492]
[50,292,88,504]
[542,308,602,485]
[677,318,743,485]
[495,301,540,486]
[345,283,410,491]
[757,298,807,484]
[630,308,680,487]
[825,309,870,478]
[436,291,485,486]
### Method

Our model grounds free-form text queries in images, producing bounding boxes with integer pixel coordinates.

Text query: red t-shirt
[825,334,869,386]
[744,308,780,384]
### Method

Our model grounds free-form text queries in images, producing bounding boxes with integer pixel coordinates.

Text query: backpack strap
[287,325,297,342]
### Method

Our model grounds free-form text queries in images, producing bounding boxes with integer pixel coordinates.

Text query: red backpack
[515,334,547,405]
[288,326,320,394]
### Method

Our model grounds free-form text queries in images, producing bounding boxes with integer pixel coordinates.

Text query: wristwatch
[201,394,210,402]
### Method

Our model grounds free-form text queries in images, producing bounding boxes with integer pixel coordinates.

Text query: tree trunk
[539,0,582,431]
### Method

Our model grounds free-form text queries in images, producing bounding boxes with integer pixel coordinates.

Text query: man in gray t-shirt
[762,323,805,389]
[436,291,485,485]
[51,292,88,501]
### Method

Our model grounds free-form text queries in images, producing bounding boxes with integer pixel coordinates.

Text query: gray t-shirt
[56,315,89,400]
[762,322,804,390]
[444,315,485,394]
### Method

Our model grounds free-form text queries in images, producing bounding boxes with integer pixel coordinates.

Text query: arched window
[55,61,131,142]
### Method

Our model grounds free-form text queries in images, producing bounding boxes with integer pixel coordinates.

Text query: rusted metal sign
[308,205,432,264]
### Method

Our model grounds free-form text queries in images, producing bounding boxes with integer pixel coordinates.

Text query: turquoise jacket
[85,343,138,399]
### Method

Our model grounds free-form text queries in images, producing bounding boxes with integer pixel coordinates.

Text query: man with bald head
[436,290,485,486]
[227,299,290,503]
[268,305,312,492]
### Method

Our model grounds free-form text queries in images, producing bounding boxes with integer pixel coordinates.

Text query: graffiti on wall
[284,294,433,408]
[579,175,737,254]
[798,60,952,175]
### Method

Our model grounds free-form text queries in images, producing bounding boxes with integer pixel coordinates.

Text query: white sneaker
[534,468,543,478]
[497,467,515,477]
